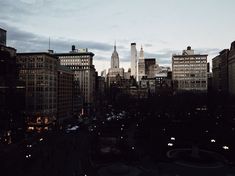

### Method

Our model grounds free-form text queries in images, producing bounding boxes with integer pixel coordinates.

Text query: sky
[1,0,235,73]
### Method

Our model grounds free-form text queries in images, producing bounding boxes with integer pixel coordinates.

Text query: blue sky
[1,0,235,73]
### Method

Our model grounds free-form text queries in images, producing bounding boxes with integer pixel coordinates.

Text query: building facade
[124,68,131,80]
[131,43,137,79]
[107,68,124,85]
[212,49,229,94]
[138,46,145,81]
[172,46,208,92]
[17,52,58,131]
[57,65,73,124]
[54,46,96,105]
[144,58,159,78]
[228,41,235,96]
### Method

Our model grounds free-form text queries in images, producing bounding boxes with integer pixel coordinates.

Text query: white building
[111,43,119,69]
[172,46,208,92]
[108,43,124,85]
[138,46,145,81]
[131,43,137,79]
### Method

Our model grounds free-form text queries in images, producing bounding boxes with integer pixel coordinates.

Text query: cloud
[195,48,221,56]
[1,22,115,53]
[144,44,153,47]
[0,0,35,22]
[93,55,110,61]
[0,21,223,70]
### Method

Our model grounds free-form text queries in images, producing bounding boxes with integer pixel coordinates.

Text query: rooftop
[17,52,58,59]
[54,52,95,57]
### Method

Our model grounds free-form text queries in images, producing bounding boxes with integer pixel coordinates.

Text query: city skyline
[1,0,235,73]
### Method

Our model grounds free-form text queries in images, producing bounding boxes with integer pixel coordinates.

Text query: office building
[17,52,58,130]
[172,46,208,92]
[131,43,137,79]
[57,65,74,124]
[54,46,96,105]
[212,49,229,94]
[144,58,160,78]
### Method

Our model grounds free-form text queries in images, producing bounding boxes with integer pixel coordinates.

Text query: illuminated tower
[131,43,137,79]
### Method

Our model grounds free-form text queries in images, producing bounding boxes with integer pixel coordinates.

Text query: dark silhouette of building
[0,29,25,143]
[0,28,6,46]
[228,41,235,96]
[212,49,229,95]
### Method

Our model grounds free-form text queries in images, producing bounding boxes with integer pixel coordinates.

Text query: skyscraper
[138,45,145,81]
[131,43,137,79]
[108,43,124,86]
[172,46,208,92]
[111,42,119,68]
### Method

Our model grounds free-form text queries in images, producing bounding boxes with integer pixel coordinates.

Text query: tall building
[54,46,96,105]
[144,58,158,78]
[228,41,235,96]
[0,33,25,142]
[131,43,137,79]
[57,65,73,124]
[172,46,208,92]
[212,49,229,94]
[107,43,124,86]
[111,42,119,68]
[138,46,145,81]
[0,28,6,46]
[17,52,58,130]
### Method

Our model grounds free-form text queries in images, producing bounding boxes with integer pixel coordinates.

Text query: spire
[111,40,119,69]
[114,40,116,51]
[140,45,144,59]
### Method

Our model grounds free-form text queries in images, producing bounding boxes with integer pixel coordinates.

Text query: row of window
[173,64,207,68]
[173,57,207,61]
[59,55,90,59]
